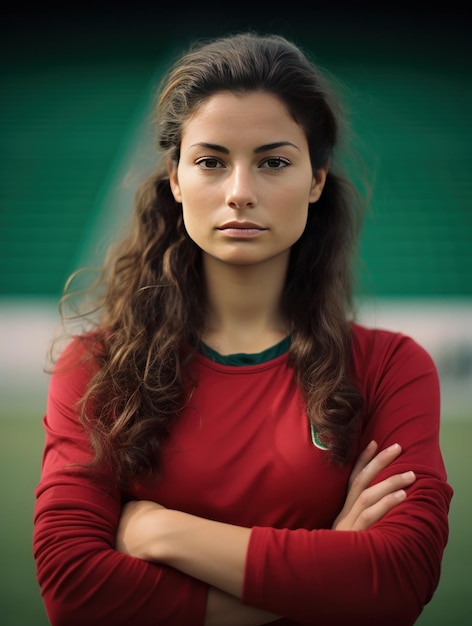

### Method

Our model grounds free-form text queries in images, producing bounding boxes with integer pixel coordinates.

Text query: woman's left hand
[332,440,416,531]
[116,500,166,559]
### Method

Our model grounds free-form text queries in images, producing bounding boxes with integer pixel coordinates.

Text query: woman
[33,32,453,625]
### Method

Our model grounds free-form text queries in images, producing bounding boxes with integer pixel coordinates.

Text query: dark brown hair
[57,32,366,487]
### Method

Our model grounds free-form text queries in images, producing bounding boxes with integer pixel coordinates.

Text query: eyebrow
[188,141,301,154]
[254,141,301,153]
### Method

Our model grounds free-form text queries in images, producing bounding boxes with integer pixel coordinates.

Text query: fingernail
[401,471,415,480]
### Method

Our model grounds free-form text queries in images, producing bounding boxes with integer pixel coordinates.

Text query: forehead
[181,91,306,145]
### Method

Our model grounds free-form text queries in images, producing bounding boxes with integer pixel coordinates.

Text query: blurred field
[0,411,470,625]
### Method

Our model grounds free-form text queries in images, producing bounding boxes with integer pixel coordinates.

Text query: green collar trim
[200,336,291,366]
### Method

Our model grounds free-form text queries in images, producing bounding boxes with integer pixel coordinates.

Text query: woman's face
[168,91,326,268]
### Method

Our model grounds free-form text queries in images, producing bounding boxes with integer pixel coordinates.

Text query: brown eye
[196,157,223,169]
[262,157,290,170]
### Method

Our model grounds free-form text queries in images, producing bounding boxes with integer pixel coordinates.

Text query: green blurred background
[1,4,471,625]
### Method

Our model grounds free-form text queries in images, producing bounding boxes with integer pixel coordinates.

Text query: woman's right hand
[332,440,416,531]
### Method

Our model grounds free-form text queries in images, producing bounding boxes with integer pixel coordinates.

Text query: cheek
[291,211,310,241]
[284,202,310,245]
[279,186,310,227]
[181,199,209,245]
[181,207,198,235]
[178,176,209,213]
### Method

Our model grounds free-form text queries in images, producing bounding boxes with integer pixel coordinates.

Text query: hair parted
[55,31,366,487]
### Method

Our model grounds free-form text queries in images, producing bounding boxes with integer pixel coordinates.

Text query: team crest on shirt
[311,424,330,450]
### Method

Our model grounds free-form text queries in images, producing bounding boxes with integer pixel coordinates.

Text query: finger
[335,471,416,531]
[348,440,379,487]
[348,471,416,526]
[352,489,409,530]
[350,443,403,495]
[355,470,416,509]
[344,442,401,513]
[352,472,417,530]
[344,452,412,524]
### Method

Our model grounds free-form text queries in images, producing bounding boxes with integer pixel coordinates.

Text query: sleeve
[242,332,454,626]
[33,339,208,626]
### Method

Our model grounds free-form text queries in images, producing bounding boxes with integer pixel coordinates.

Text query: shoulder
[351,321,436,367]
[49,332,103,395]
[349,321,439,393]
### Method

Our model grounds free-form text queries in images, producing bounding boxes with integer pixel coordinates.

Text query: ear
[167,159,182,203]
[309,166,328,203]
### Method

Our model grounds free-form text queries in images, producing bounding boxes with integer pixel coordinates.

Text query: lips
[217,221,268,238]
[218,221,266,231]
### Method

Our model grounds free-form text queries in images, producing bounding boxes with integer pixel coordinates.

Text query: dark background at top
[3,3,469,66]
[1,3,471,298]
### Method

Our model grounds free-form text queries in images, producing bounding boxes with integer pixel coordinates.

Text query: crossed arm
[116,441,416,625]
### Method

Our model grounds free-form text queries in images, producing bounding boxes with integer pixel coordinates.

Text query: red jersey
[33,323,453,625]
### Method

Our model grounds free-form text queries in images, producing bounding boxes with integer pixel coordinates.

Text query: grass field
[1,413,470,626]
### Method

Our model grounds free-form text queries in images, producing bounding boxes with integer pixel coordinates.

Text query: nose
[226,166,257,210]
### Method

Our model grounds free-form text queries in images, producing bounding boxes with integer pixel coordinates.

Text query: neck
[201,253,290,355]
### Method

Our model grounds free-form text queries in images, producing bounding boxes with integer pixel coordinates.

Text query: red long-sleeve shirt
[33,323,453,625]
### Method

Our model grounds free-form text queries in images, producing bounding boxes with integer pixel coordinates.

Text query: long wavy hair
[56,32,367,487]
